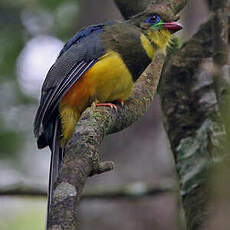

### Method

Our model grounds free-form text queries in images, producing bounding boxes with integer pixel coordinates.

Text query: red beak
[163,22,183,33]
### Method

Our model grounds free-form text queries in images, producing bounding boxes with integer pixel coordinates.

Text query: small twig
[0,181,174,199]
[0,183,47,197]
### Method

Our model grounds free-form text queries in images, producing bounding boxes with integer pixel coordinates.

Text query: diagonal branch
[48,54,165,229]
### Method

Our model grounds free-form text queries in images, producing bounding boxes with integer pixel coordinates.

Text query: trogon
[33,6,182,213]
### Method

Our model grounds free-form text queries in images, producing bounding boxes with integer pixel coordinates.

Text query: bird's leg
[96,103,118,111]
[116,99,125,107]
[92,101,118,111]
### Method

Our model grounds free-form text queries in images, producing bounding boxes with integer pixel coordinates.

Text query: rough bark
[159,0,229,230]
[159,17,222,230]
[203,0,230,229]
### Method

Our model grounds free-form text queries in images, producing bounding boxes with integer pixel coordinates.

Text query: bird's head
[143,13,182,49]
[130,8,182,50]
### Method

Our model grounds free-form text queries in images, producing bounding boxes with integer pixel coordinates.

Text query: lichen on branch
[48,54,165,229]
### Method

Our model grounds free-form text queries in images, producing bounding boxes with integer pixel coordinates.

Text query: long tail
[47,118,64,220]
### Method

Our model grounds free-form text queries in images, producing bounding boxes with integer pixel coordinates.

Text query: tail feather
[47,118,64,220]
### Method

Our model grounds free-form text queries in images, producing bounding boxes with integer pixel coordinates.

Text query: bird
[33,7,182,214]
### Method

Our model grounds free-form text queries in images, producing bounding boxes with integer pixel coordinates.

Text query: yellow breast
[147,29,172,51]
[59,49,134,145]
[90,50,134,102]
[140,34,155,59]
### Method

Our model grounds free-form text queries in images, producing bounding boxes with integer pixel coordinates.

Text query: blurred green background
[0,0,209,229]
[0,1,81,228]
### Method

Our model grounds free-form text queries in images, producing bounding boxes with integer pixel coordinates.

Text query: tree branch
[48,54,165,229]
[0,181,174,199]
[114,0,190,20]
[203,0,230,229]
[114,0,152,19]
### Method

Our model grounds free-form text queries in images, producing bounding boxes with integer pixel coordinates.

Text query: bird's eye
[145,15,161,24]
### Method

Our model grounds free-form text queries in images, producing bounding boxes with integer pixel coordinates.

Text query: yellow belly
[92,50,134,101]
[59,50,134,145]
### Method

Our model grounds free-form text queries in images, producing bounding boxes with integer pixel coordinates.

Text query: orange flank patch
[60,71,95,112]
[59,70,95,145]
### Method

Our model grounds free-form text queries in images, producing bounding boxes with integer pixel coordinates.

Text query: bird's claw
[117,99,125,107]
[95,103,118,111]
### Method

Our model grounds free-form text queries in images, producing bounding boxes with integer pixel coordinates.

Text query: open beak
[163,22,183,33]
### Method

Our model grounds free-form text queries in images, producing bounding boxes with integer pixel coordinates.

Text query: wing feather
[33,23,109,140]
[33,61,84,137]
[44,59,97,121]
[34,59,97,137]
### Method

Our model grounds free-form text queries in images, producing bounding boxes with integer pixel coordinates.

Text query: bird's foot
[117,99,125,107]
[94,102,118,111]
